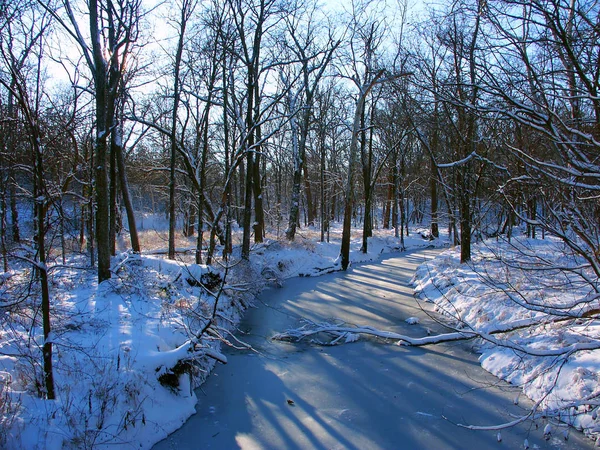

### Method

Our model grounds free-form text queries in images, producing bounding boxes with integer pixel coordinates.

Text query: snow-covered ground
[8,219,596,449]
[413,235,600,441]
[0,223,440,449]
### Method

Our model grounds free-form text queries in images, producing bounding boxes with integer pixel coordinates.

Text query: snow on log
[272,318,600,356]
[141,339,228,390]
[272,321,475,346]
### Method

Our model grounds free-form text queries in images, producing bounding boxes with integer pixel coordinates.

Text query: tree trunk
[320,131,326,243]
[109,142,117,256]
[9,172,19,243]
[114,127,140,253]
[87,143,96,266]
[286,105,302,240]
[32,114,55,400]
[168,136,178,260]
[1,177,8,272]
[341,80,381,269]
[222,57,233,260]
[39,230,54,400]
[168,3,189,261]
[429,115,440,238]
[459,168,472,262]
[303,160,315,227]
[241,149,254,260]
[527,196,537,239]
[197,90,213,263]
[94,104,111,281]
[89,0,112,282]
[360,104,375,253]
[340,69,389,268]
[430,161,439,238]
[253,118,264,243]
[237,158,245,227]
[241,70,255,260]
[196,195,204,264]
[383,175,392,229]
[7,89,20,244]
[458,0,482,262]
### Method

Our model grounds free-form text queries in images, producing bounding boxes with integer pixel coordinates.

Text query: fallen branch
[272,317,600,357]
[151,340,228,375]
[272,320,476,345]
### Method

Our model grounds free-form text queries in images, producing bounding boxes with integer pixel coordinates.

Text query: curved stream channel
[154,248,591,449]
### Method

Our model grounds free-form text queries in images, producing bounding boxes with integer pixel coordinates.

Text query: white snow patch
[413,235,600,440]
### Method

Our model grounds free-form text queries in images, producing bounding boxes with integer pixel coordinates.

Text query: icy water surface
[154,249,592,450]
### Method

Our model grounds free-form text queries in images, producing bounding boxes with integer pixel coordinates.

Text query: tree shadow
[153,248,593,450]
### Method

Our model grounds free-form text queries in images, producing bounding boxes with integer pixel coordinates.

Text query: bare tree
[0,0,55,399]
[42,0,142,281]
[282,0,340,241]
[479,0,600,276]
[167,0,197,260]
[338,1,408,269]
[228,0,279,259]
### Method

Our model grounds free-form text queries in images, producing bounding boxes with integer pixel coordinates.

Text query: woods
[0,0,599,446]
[1,0,597,277]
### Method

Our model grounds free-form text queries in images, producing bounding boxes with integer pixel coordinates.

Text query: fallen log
[272,316,600,357]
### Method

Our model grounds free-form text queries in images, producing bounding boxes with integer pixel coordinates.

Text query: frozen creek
[154,248,592,449]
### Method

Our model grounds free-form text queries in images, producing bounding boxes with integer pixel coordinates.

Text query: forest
[0,0,599,447]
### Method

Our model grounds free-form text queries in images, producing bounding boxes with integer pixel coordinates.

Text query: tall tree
[340,70,386,270]
[168,0,196,260]
[229,0,276,259]
[0,0,55,399]
[283,1,340,241]
[339,1,407,267]
[43,0,142,281]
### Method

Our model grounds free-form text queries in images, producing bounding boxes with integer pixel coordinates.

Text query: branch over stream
[272,316,600,357]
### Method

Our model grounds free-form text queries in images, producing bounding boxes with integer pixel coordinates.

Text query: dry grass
[116,223,388,257]
[118,230,196,253]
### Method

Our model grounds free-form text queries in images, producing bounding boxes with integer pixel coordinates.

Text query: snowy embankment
[413,236,600,440]
[0,226,438,449]
[0,253,237,449]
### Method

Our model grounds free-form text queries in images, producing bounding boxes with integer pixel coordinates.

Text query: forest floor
[0,217,598,448]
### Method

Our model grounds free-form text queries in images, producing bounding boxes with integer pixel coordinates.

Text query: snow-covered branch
[272,316,600,358]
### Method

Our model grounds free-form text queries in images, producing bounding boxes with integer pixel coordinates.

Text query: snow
[412,234,600,439]
[0,223,441,449]
[0,251,237,449]
[7,217,597,448]
[155,242,590,450]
